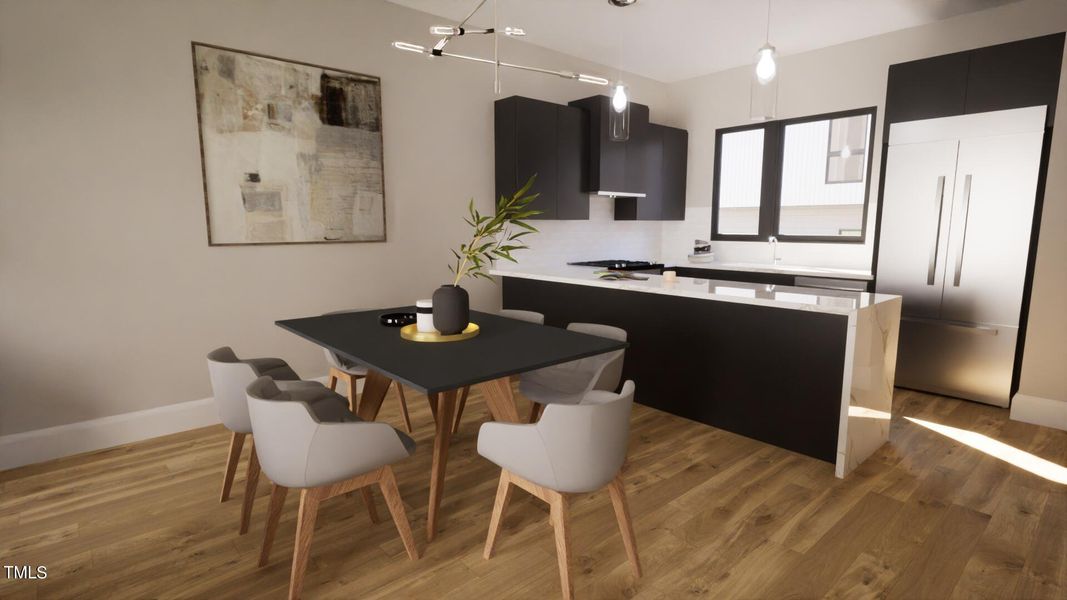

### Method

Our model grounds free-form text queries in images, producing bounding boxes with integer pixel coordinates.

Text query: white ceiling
[387,0,1022,82]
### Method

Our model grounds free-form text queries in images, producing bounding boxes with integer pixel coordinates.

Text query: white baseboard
[0,375,351,472]
[1011,393,1067,432]
[0,398,221,471]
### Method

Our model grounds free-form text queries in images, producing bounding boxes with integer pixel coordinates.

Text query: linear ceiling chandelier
[391,0,614,92]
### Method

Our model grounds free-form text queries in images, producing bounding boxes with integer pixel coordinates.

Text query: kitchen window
[712,107,876,243]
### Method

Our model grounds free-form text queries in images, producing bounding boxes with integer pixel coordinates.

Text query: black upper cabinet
[568,95,649,196]
[616,123,688,221]
[495,96,588,220]
[885,33,1065,126]
[659,125,688,221]
[555,105,589,219]
[966,33,1065,123]
[885,52,970,124]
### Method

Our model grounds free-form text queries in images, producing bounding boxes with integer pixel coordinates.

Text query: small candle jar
[662,270,677,282]
[416,299,435,333]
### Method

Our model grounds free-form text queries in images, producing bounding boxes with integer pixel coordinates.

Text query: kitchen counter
[490,264,895,316]
[495,263,902,479]
[666,258,874,281]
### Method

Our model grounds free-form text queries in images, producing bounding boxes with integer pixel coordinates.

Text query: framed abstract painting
[192,42,386,245]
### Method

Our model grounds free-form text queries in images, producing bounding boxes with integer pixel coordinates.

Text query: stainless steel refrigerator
[876,106,1046,407]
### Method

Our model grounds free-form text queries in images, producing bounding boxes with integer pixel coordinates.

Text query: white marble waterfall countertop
[665,258,875,281]
[491,264,898,316]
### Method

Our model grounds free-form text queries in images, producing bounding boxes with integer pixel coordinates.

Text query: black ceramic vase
[432,285,469,335]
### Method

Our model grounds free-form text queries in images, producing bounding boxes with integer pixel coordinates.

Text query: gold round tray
[400,322,480,343]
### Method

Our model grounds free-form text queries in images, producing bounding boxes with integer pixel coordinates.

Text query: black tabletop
[276,307,628,394]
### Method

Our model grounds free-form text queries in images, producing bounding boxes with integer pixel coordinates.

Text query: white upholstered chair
[520,322,627,422]
[247,376,419,600]
[206,346,338,533]
[478,381,640,599]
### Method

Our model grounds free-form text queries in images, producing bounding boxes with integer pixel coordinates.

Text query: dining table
[275,307,629,541]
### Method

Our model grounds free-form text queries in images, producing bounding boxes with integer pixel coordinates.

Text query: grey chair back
[566,323,627,394]
[499,309,546,325]
[538,380,635,491]
[478,381,635,493]
[207,346,260,434]
[246,377,413,489]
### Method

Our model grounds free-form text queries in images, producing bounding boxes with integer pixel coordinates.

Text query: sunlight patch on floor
[906,416,1067,485]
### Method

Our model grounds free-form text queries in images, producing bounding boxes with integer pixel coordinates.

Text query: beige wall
[659,0,1067,404]
[0,0,666,435]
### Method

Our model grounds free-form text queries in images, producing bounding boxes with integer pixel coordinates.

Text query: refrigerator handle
[952,174,973,287]
[927,175,947,285]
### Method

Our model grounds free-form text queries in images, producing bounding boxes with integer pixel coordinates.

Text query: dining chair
[247,376,419,600]
[520,323,627,422]
[323,310,413,432]
[207,346,341,534]
[451,309,546,434]
[478,381,640,599]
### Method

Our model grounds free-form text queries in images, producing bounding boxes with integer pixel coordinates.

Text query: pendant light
[750,0,778,121]
[608,0,634,141]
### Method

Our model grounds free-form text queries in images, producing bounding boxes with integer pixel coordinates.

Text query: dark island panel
[502,277,849,463]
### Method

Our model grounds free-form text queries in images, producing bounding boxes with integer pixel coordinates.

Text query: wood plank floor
[1,385,1064,599]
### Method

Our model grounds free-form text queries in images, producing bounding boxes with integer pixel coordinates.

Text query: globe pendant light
[750,0,778,120]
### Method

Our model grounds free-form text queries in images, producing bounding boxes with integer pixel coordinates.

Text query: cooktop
[568,260,664,271]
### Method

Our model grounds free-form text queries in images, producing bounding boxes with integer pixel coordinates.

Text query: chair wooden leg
[239,441,261,534]
[378,466,419,560]
[344,373,358,413]
[607,474,642,578]
[360,487,381,524]
[483,470,514,559]
[549,492,574,600]
[526,402,544,424]
[394,381,414,433]
[289,488,323,600]
[327,368,339,391]
[259,484,288,567]
[220,431,246,502]
[451,386,471,434]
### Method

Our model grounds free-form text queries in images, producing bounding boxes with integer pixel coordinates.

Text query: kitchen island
[492,264,902,477]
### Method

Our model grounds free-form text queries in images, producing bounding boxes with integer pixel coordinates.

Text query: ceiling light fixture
[391,0,609,94]
[750,0,779,120]
[607,0,635,141]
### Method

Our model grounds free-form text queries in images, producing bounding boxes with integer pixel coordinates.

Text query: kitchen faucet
[768,236,781,265]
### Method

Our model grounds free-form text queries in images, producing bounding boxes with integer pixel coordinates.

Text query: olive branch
[450,174,541,286]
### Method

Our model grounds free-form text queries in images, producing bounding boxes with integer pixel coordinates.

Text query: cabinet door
[939,130,1044,326]
[624,103,650,194]
[515,97,558,219]
[555,105,588,220]
[660,126,688,220]
[885,53,970,124]
[875,139,959,319]
[965,33,1064,123]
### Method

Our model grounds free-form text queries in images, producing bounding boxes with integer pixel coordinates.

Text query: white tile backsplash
[520,195,663,266]
[521,201,873,272]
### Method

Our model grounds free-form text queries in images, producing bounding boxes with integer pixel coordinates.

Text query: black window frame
[712,106,878,244]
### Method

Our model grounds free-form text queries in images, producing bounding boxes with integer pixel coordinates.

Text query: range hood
[568,95,650,198]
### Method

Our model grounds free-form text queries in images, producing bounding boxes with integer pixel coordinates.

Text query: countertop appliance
[568,259,664,272]
[876,105,1047,407]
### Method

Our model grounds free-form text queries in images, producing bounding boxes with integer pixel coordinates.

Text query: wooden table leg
[479,377,521,423]
[426,389,457,542]
[357,369,393,421]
